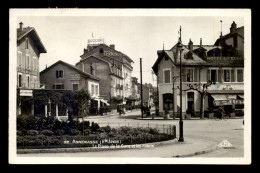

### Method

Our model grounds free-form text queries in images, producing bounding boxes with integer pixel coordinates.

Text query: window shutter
[231,69,235,82]
[207,69,210,82]
[56,70,59,78]
[62,84,64,89]
[218,69,222,83]
[194,69,198,82]
[182,68,186,82]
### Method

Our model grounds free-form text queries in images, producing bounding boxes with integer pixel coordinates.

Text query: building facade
[76,41,134,106]
[152,21,244,118]
[17,22,47,115]
[40,60,100,97]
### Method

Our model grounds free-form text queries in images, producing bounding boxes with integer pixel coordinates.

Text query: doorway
[187,92,194,115]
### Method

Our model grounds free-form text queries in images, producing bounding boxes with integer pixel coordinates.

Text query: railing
[98,122,176,136]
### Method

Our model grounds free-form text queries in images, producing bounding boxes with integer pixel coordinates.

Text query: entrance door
[163,93,173,111]
[187,92,194,115]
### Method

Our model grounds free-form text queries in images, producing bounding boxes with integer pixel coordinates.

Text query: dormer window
[99,48,104,54]
[185,51,193,59]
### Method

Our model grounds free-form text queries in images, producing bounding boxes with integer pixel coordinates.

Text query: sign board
[104,51,123,57]
[20,90,33,96]
[87,38,104,44]
[206,57,244,61]
[213,99,244,106]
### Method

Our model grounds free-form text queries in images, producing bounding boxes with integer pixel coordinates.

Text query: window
[95,85,98,95]
[26,55,30,69]
[91,84,94,95]
[55,84,64,89]
[25,38,29,49]
[33,57,36,70]
[186,69,194,82]
[27,76,30,88]
[56,70,64,78]
[99,48,104,53]
[18,74,22,87]
[223,69,231,82]
[73,83,79,91]
[210,69,217,83]
[17,52,22,67]
[163,69,171,83]
[237,69,244,82]
[90,64,94,75]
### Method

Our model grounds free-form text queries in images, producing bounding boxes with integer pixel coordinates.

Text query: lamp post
[177,41,184,142]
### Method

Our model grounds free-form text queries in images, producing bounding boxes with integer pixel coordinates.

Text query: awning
[211,94,244,106]
[238,94,244,99]
[100,99,110,106]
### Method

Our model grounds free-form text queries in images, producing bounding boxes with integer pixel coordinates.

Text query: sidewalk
[17,137,218,157]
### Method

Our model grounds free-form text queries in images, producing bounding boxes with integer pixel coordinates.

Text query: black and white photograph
[9,9,251,164]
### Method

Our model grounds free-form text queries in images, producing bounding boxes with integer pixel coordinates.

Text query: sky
[17,15,244,86]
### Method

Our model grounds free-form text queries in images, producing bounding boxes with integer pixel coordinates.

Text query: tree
[177,81,215,119]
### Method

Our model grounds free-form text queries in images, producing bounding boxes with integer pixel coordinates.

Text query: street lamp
[177,41,184,142]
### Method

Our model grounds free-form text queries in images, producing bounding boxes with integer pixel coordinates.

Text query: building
[76,40,134,107]
[17,22,47,115]
[40,60,109,111]
[130,77,140,106]
[152,21,244,118]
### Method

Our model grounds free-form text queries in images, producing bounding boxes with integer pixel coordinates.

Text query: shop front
[208,91,244,116]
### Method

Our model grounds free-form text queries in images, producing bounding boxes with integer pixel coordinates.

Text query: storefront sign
[213,99,244,106]
[206,57,244,61]
[20,90,33,96]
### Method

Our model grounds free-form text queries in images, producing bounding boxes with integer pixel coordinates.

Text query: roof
[76,55,124,79]
[214,26,244,46]
[17,27,47,53]
[81,44,134,63]
[40,60,100,81]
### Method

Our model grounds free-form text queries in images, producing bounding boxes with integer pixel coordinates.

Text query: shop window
[224,69,231,82]
[186,69,194,82]
[163,69,171,83]
[163,93,173,110]
[73,84,79,91]
[237,69,244,82]
[56,70,64,78]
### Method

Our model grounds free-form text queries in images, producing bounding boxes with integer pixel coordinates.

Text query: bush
[69,129,80,136]
[54,129,65,136]
[99,126,111,133]
[41,129,54,136]
[91,122,100,132]
[83,129,91,135]
[17,130,23,136]
[27,130,39,136]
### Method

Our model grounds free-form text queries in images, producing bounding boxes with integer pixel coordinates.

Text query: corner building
[152,21,244,118]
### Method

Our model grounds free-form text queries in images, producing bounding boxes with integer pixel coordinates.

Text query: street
[18,109,244,158]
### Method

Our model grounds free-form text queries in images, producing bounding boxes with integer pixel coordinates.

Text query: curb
[172,144,219,158]
[17,139,178,154]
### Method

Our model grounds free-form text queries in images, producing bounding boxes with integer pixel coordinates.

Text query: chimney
[83,48,88,54]
[110,44,115,49]
[200,38,202,47]
[230,21,237,34]
[19,22,23,31]
[188,39,193,52]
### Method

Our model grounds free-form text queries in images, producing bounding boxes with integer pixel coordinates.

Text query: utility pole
[140,58,143,119]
